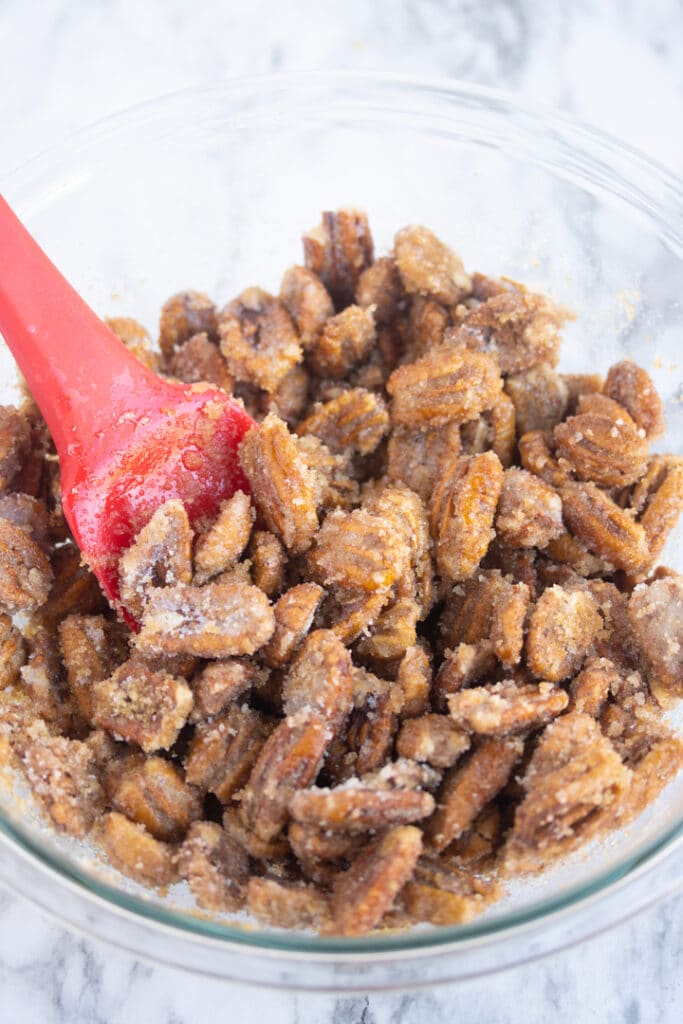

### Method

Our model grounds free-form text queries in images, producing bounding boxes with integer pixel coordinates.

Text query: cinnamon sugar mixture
[1,210,682,936]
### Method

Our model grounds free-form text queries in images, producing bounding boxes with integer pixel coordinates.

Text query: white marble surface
[1,0,682,1021]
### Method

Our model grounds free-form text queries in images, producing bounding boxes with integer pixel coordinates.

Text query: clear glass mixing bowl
[0,73,682,991]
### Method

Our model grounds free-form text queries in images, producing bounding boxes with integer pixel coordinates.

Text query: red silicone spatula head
[0,194,255,621]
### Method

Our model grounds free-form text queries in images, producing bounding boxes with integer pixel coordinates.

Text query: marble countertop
[1,1,682,1021]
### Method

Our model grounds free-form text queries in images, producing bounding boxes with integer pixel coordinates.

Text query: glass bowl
[1,72,682,991]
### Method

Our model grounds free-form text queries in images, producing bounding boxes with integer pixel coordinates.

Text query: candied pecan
[136,580,275,658]
[554,410,649,488]
[448,287,570,374]
[568,657,619,716]
[355,597,419,662]
[495,467,563,549]
[604,360,664,440]
[489,391,517,468]
[0,406,31,493]
[218,287,302,393]
[329,825,422,936]
[59,614,127,721]
[248,876,331,930]
[406,295,450,358]
[404,860,499,926]
[439,570,529,668]
[560,481,649,574]
[309,506,406,594]
[159,290,217,359]
[250,530,286,597]
[432,642,497,713]
[290,776,434,833]
[615,728,683,825]
[239,414,318,554]
[222,806,290,861]
[106,316,160,372]
[634,457,683,566]
[166,331,233,391]
[307,304,376,379]
[505,363,569,435]
[241,713,330,841]
[427,736,524,851]
[448,680,568,736]
[91,659,192,752]
[185,704,271,801]
[430,452,503,582]
[364,483,433,614]
[191,659,260,719]
[36,542,107,631]
[324,590,390,645]
[289,821,365,865]
[0,614,25,690]
[518,430,570,488]
[628,575,683,707]
[387,346,502,430]
[396,714,470,769]
[193,491,254,584]
[263,363,310,426]
[0,516,53,613]
[394,226,471,305]
[119,500,193,620]
[444,803,503,865]
[355,257,404,324]
[0,492,50,553]
[297,388,389,456]
[296,434,359,510]
[101,811,177,887]
[396,644,432,718]
[282,630,353,734]
[543,532,613,577]
[303,209,374,310]
[111,756,201,841]
[279,265,334,349]
[19,623,69,728]
[20,728,104,837]
[561,372,604,412]
[262,584,324,668]
[504,713,631,873]
[346,689,398,777]
[526,585,601,682]
[386,422,461,502]
[178,821,249,912]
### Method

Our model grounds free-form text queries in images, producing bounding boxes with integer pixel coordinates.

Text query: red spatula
[0,194,255,622]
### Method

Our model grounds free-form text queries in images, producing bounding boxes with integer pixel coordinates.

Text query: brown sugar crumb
[329,825,422,936]
[504,713,631,873]
[111,756,201,841]
[554,408,649,488]
[218,287,302,394]
[427,736,524,852]
[448,680,568,737]
[290,778,435,833]
[178,821,249,912]
[628,574,683,707]
[526,586,602,682]
[20,728,104,837]
[193,491,254,584]
[387,346,502,429]
[106,317,160,372]
[307,305,376,379]
[560,481,649,574]
[404,859,500,926]
[101,811,177,888]
[297,388,389,456]
[241,713,330,842]
[0,614,26,691]
[0,516,53,613]
[250,530,287,597]
[263,583,325,669]
[0,406,31,493]
[158,290,217,360]
[505,364,569,435]
[303,209,374,310]
[604,360,665,440]
[431,452,504,583]
[495,468,564,549]
[394,225,472,305]
[166,331,233,391]
[136,580,275,658]
[91,660,193,752]
[396,714,470,769]
[280,265,334,349]
[239,414,318,554]
[248,876,331,931]
[119,500,193,621]
[185,704,271,802]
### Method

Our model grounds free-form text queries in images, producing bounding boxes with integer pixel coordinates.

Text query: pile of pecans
[1,209,683,937]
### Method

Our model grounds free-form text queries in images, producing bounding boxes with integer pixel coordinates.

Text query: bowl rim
[1,70,682,974]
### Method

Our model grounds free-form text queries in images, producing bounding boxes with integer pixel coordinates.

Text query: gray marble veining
[1,0,682,1021]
